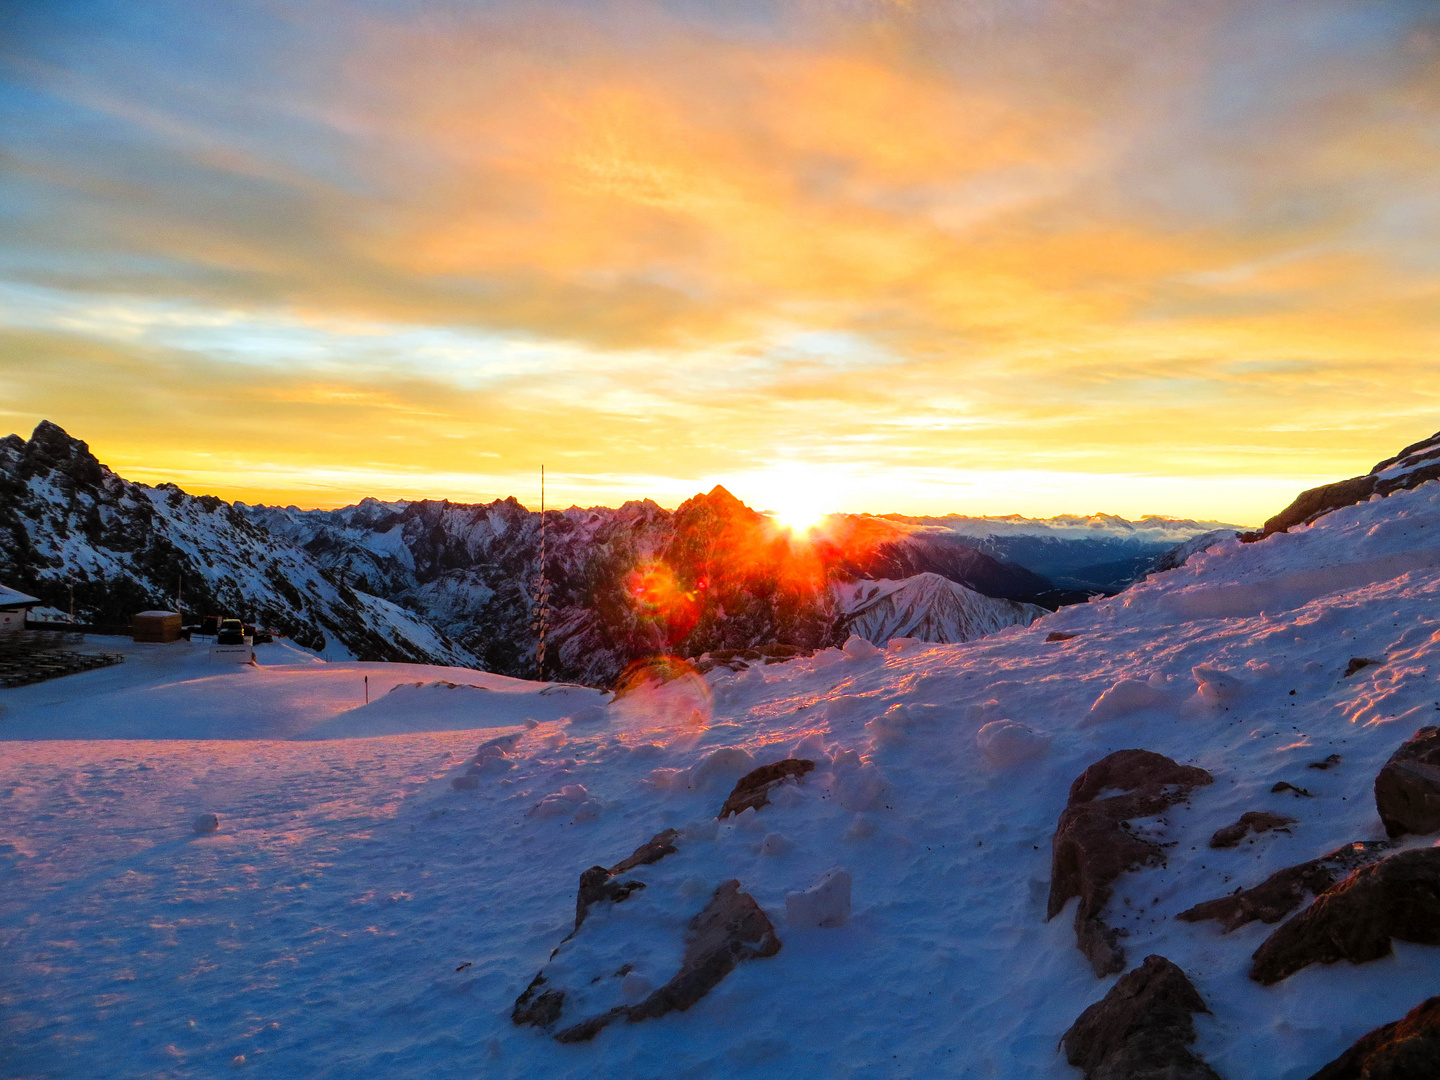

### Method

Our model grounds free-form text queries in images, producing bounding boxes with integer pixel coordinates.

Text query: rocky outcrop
[1374,726,1440,838]
[1308,995,1440,1080]
[1048,750,1214,976]
[1061,955,1221,1080]
[718,759,816,819]
[1250,847,1440,985]
[554,880,782,1043]
[1247,430,1440,541]
[513,829,684,1029]
[1179,840,1393,932]
[1209,811,1296,849]
[0,422,475,664]
[246,480,1068,685]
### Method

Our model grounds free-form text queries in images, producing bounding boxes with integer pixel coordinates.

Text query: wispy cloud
[2,0,1437,518]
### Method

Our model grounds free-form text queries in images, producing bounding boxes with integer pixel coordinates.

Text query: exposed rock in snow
[786,868,852,929]
[717,759,816,818]
[553,879,781,1043]
[1062,954,1221,1080]
[1249,848,1440,985]
[837,573,1046,646]
[1179,840,1396,933]
[1374,726,1440,838]
[1307,994,1440,1080]
[1208,811,1296,849]
[1250,428,1440,540]
[1048,750,1214,976]
[610,829,681,876]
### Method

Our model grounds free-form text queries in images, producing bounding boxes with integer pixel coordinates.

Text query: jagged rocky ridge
[1,422,1068,681]
[1249,429,1440,540]
[0,422,471,664]
[241,487,1069,685]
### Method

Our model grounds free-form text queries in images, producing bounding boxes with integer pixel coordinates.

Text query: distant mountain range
[0,420,1244,685]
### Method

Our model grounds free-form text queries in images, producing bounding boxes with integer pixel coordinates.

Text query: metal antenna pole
[532,466,549,682]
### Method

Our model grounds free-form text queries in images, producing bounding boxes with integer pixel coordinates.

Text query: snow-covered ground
[3,483,1440,1079]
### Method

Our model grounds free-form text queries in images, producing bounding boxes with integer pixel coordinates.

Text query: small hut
[0,585,40,632]
[132,610,183,643]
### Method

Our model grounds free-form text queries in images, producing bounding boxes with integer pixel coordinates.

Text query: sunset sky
[2,0,1438,522]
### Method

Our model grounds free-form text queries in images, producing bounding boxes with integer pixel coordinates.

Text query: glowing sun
[731,463,842,537]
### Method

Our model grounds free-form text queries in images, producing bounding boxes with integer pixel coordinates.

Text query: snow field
[2,482,1440,1078]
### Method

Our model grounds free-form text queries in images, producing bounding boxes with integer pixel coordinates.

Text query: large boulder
[554,880,782,1042]
[1048,750,1213,976]
[1179,840,1393,932]
[1308,995,1440,1080]
[1250,847,1440,985]
[1061,954,1221,1080]
[1374,726,1440,838]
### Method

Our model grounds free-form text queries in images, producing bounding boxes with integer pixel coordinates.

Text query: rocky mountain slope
[836,572,1048,645]
[244,485,1058,685]
[0,422,1064,682]
[881,512,1244,592]
[0,422,474,664]
[1249,430,1440,539]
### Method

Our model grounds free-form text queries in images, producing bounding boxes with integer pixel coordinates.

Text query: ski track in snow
[3,485,1440,1078]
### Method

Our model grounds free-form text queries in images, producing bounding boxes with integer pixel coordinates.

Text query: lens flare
[610,655,713,731]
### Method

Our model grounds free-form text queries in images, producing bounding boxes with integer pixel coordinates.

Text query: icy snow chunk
[192,813,219,835]
[1192,664,1244,704]
[472,755,514,775]
[887,636,921,652]
[845,814,877,841]
[565,705,606,727]
[732,806,766,832]
[571,799,602,823]
[789,731,829,762]
[975,719,1051,767]
[786,867,852,928]
[843,634,881,660]
[1083,679,1169,724]
[526,784,590,818]
[644,767,687,791]
[769,781,806,809]
[758,832,794,856]
[686,747,755,792]
[680,818,719,843]
[835,762,886,812]
[810,647,847,668]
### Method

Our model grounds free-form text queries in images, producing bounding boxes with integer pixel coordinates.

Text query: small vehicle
[216,619,246,645]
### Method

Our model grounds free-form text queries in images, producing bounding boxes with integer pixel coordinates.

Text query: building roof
[0,584,41,609]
